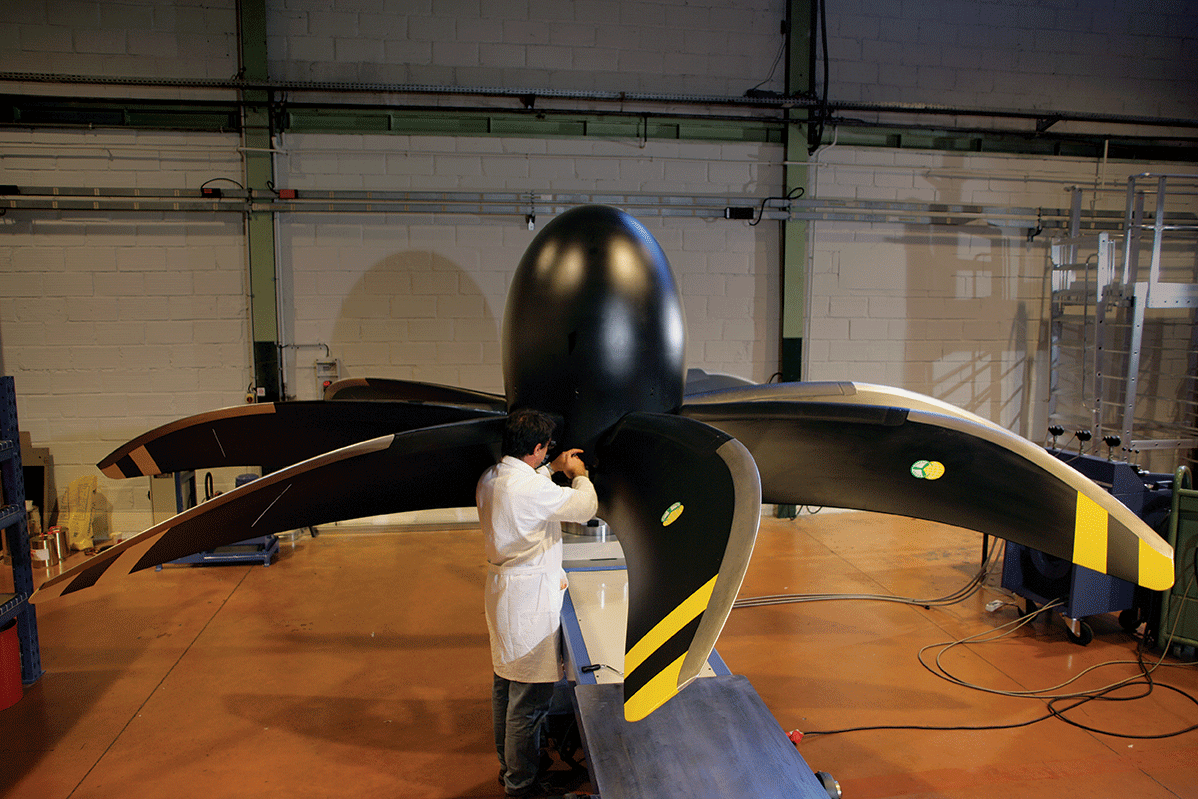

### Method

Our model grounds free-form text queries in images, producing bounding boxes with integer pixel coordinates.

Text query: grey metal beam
[11,186,1154,232]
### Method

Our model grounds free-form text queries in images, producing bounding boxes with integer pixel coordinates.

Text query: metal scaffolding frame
[1047,173,1198,470]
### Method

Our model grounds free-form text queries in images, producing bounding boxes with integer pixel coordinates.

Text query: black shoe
[504,781,566,799]
[541,769,587,792]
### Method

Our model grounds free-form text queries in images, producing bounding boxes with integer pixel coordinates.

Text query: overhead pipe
[2,70,1196,132]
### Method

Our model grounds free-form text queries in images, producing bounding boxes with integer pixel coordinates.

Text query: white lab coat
[478,456,598,683]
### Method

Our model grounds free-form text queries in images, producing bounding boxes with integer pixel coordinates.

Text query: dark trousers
[492,673,555,795]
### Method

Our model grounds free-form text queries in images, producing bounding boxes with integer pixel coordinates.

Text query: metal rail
[2,185,1128,230]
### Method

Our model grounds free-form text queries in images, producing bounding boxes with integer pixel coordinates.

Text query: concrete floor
[2,511,1196,799]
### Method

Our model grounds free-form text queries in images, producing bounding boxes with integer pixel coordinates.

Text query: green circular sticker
[910,460,946,480]
[661,502,684,526]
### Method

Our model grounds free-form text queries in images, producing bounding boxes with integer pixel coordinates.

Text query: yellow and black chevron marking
[1072,491,1173,591]
[622,576,716,722]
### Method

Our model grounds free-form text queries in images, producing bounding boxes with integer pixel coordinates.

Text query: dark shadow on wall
[274,227,504,402]
[329,251,501,394]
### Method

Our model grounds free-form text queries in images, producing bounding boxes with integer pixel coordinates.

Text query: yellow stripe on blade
[1072,492,1108,573]
[623,576,716,677]
[1138,538,1175,592]
[624,653,685,722]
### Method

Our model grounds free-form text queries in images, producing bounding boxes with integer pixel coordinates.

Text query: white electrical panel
[315,359,341,398]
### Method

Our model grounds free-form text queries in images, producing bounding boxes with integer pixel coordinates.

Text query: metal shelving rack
[0,376,44,685]
[1046,173,1198,473]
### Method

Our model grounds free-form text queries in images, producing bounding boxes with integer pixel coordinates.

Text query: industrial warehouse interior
[1,1,1197,798]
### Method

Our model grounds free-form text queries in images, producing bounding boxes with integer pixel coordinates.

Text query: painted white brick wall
[829,0,1198,119]
[0,129,252,534]
[265,0,785,95]
[0,0,238,82]
[278,133,784,402]
[3,0,1193,118]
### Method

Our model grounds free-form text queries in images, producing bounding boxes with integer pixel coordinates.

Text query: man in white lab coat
[478,409,598,798]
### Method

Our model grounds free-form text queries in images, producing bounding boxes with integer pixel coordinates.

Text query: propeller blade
[682,382,1174,591]
[99,400,502,477]
[594,412,760,721]
[39,417,505,601]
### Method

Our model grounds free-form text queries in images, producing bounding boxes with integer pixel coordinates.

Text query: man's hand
[551,448,588,479]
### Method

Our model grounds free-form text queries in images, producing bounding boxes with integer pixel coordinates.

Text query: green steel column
[776,0,815,520]
[239,0,281,401]
[780,0,815,383]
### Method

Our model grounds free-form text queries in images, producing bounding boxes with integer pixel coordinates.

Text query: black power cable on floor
[733,539,1002,611]
[1043,655,1198,740]
[801,640,1198,740]
[802,561,1198,740]
[746,542,1198,741]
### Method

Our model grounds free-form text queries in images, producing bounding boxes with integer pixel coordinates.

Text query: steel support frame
[779,0,815,384]
[239,0,282,402]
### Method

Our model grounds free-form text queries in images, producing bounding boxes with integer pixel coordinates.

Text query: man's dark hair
[503,408,556,458]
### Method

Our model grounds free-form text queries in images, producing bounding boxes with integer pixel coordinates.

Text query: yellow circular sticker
[910,460,946,480]
[661,502,684,526]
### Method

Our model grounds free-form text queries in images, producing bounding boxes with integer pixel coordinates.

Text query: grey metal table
[573,675,831,799]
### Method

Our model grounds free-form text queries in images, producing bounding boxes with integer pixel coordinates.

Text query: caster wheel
[1118,607,1140,632]
[1066,621,1093,646]
[815,771,842,799]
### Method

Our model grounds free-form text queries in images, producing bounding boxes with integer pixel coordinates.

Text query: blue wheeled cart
[156,471,279,569]
[1002,450,1173,644]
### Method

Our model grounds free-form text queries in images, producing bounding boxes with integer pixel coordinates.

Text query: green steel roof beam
[0,93,1192,160]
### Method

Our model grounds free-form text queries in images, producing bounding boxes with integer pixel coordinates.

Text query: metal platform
[560,531,833,799]
[574,676,830,799]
